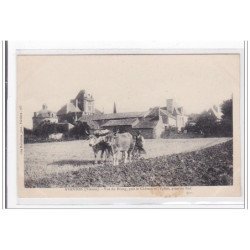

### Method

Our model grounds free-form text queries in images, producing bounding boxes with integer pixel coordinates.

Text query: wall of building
[57,112,82,124]
[153,117,165,138]
[176,115,188,131]
[101,125,133,133]
[83,98,94,114]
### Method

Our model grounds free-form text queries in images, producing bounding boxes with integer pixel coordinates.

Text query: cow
[88,135,112,164]
[105,132,135,166]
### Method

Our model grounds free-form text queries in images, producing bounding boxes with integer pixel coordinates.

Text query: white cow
[105,132,135,166]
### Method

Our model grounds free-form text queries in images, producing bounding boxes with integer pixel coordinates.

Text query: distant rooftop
[80,111,146,122]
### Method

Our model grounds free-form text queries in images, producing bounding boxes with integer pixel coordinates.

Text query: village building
[79,99,188,139]
[32,91,188,139]
[32,104,58,129]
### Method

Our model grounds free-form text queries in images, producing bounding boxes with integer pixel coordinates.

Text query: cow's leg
[124,151,128,164]
[104,149,109,163]
[116,153,119,165]
[106,149,111,163]
[100,150,104,164]
[128,150,132,162]
[114,151,119,166]
[94,152,97,164]
[113,153,117,166]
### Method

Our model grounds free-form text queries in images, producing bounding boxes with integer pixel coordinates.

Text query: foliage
[221,99,233,120]
[33,121,64,138]
[68,121,89,139]
[195,111,219,136]
[220,99,233,137]
[185,98,233,137]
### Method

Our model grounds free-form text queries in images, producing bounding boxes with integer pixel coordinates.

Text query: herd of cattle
[88,130,145,166]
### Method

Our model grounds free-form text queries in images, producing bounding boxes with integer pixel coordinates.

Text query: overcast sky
[17,54,239,129]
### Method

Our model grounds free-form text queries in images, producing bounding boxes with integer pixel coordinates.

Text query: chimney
[34,112,37,117]
[42,104,47,110]
[166,99,174,113]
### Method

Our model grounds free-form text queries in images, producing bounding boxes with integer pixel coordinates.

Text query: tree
[69,121,89,139]
[33,120,57,138]
[195,111,218,137]
[221,99,232,120]
[220,99,233,137]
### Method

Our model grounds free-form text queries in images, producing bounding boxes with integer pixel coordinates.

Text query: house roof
[81,111,146,121]
[57,103,82,115]
[159,109,176,119]
[86,120,100,130]
[79,118,100,129]
[101,118,137,127]
[35,109,56,118]
[133,118,159,129]
[144,107,160,118]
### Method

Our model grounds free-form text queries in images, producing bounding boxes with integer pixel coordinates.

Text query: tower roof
[57,102,81,115]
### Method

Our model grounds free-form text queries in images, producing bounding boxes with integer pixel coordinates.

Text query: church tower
[113,102,117,113]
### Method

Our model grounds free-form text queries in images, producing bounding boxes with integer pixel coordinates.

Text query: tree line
[185,98,233,137]
[24,121,90,143]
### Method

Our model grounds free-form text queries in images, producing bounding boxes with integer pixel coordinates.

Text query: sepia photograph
[16,52,241,198]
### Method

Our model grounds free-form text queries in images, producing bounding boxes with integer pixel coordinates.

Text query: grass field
[24,138,232,187]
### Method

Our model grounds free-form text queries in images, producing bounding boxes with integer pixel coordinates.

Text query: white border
[7,41,245,208]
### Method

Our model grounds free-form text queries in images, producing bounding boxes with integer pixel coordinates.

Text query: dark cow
[88,135,112,164]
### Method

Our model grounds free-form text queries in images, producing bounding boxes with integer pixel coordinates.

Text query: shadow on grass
[49,159,95,166]
[49,159,113,166]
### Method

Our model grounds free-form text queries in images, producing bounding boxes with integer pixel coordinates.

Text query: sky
[17,54,240,129]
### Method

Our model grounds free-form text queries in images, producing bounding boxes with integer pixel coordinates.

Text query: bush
[195,111,219,137]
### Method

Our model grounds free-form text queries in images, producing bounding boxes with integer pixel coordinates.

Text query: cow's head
[89,135,106,147]
[104,134,114,147]
[88,135,98,147]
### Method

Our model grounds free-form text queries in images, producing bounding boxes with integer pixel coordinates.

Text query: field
[24,138,232,188]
